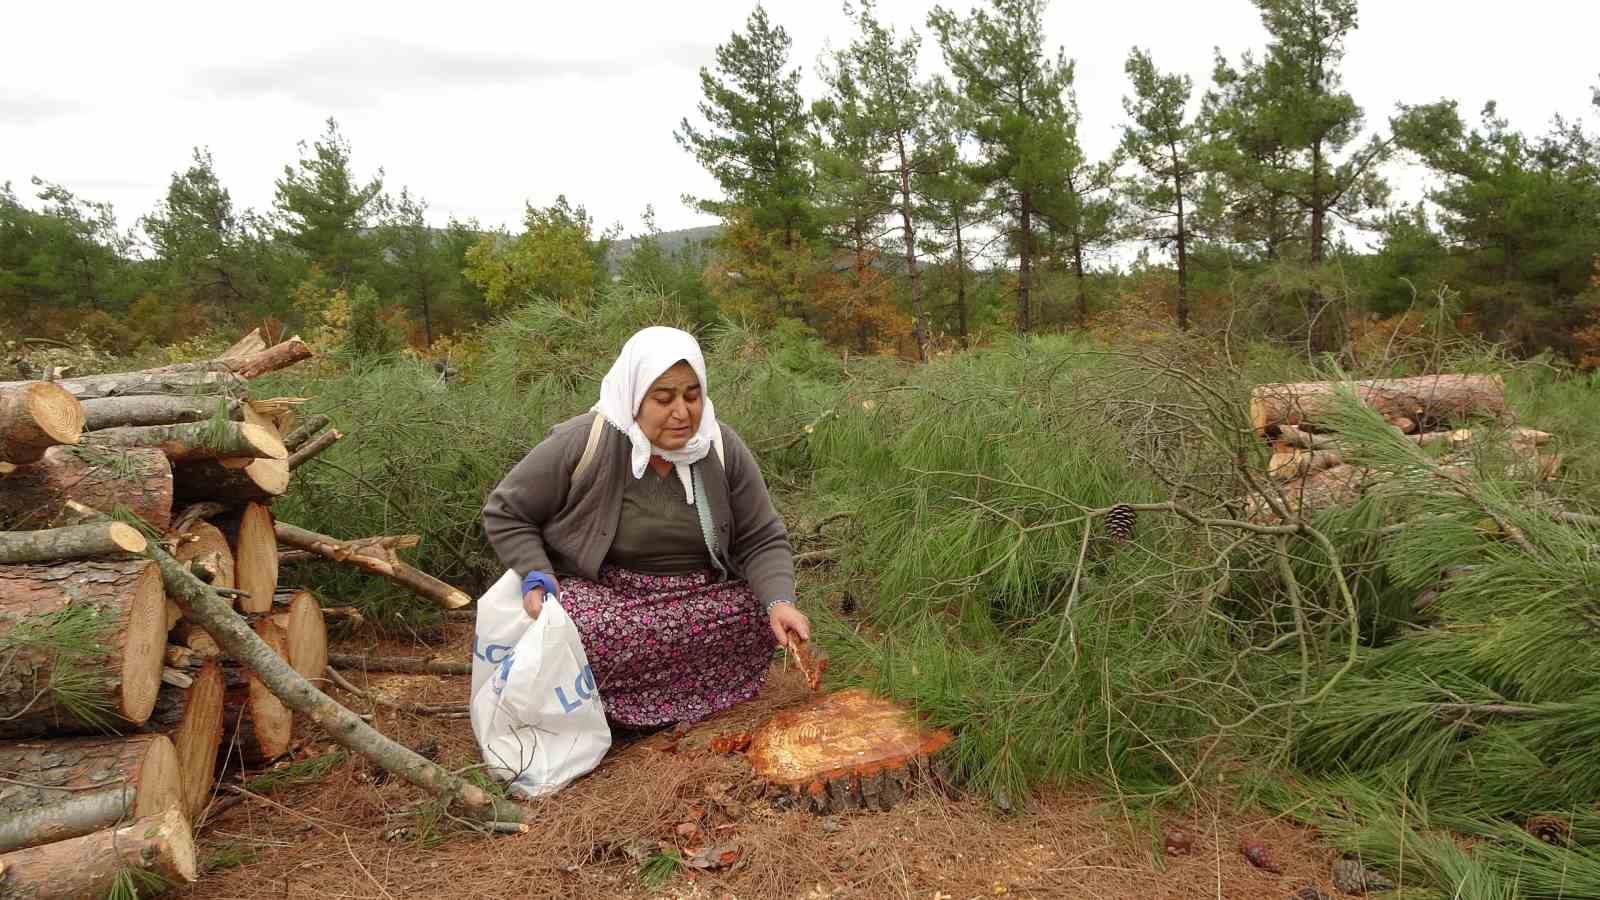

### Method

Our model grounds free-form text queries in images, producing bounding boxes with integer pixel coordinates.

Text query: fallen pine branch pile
[0,329,501,897]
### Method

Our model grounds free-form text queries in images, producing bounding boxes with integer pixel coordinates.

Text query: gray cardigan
[482,412,796,605]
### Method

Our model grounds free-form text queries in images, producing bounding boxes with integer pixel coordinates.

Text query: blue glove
[520,570,558,599]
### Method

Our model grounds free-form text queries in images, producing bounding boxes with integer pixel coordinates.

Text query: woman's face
[636,361,703,451]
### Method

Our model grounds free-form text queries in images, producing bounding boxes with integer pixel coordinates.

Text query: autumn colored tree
[462,196,613,309]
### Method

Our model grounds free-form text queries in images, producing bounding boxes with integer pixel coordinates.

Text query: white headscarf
[592,326,719,504]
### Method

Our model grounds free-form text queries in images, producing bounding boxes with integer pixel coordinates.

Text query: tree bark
[1073,231,1088,329]
[0,446,172,531]
[281,414,331,451]
[1174,157,1190,332]
[221,619,293,766]
[287,428,341,470]
[82,420,286,463]
[145,542,527,823]
[1017,194,1033,335]
[1249,375,1507,434]
[0,558,168,738]
[142,337,312,381]
[0,734,181,854]
[171,520,235,593]
[0,382,84,465]
[0,806,197,899]
[954,211,968,342]
[747,688,952,814]
[142,659,225,820]
[172,456,289,504]
[326,653,470,676]
[76,395,238,431]
[0,522,146,565]
[895,139,928,363]
[275,522,472,609]
[0,369,245,401]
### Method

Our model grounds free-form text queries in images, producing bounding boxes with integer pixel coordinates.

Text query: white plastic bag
[469,569,612,799]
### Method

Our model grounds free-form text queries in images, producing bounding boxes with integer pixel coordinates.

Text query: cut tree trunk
[281,414,330,451]
[0,558,167,738]
[1250,375,1507,434]
[0,522,146,565]
[1247,463,1373,522]
[280,534,419,565]
[82,420,286,463]
[272,589,329,683]
[0,446,172,531]
[77,394,237,431]
[1267,448,1346,482]
[216,503,276,613]
[0,805,197,899]
[0,369,244,401]
[275,522,472,609]
[748,689,953,814]
[172,456,289,504]
[171,520,235,592]
[0,734,181,854]
[143,660,225,820]
[0,381,84,464]
[287,428,341,470]
[219,327,267,360]
[147,542,527,824]
[221,618,293,766]
[171,621,221,658]
[141,336,312,381]
[326,653,470,676]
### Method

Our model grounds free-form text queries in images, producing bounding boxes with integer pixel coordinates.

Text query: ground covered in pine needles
[182,623,1349,900]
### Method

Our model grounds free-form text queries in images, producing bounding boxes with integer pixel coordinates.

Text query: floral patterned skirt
[560,566,776,728]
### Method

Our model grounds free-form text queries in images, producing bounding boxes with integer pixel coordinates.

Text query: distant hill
[605,224,722,275]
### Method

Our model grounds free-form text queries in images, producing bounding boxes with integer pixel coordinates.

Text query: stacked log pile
[0,329,475,896]
[1245,374,1559,520]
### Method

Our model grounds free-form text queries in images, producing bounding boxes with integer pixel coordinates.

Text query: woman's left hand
[768,602,811,649]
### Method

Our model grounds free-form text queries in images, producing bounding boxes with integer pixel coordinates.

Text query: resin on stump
[747,689,953,814]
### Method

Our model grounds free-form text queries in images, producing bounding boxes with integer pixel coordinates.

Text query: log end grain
[0,803,197,898]
[172,520,235,592]
[171,661,225,820]
[748,689,952,813]
[0,381,85,463]
[278,589,329,683]
[231,503,277,613]
[238,422,288,460]
[122,562,170,725]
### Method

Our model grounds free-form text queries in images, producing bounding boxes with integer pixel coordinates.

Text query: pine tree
[918,85,988,343]
[272,117,387,287]
[1041,95,1119,330]
[1121,48,1204,330]
[144,147,271,319]
[929,0,1077,335]
[675,5,814,248]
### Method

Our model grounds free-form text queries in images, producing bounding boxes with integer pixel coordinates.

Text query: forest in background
[5,0,1598,367]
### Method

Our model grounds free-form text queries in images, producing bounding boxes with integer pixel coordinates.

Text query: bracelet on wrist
[765,598,794,611]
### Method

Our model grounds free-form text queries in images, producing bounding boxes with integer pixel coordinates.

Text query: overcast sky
[3,0,1596,246]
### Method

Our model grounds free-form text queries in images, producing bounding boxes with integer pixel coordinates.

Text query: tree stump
[0,734,181,853]
[143,660,225,820]
[0,381,83,464]
[0,558,168,738]
[0,446,173,531]
[0,805,198,899]
[747,689,953,814]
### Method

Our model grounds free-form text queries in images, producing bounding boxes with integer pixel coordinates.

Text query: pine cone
[1526,815,1570,847]
[1332,857,1394,895]
[1104,504,1137,542]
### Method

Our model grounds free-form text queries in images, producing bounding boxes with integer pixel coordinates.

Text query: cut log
[280,534,420,565]
[326,653,470,675]
[171,520,235,592]
[1412,426,1554,449]
[0,805,197,899]
[281,414,330,451]
[172,455,289,504]
[1250,375,1506,434]
[82,419,286,463]
[147,542,528,824]
[0,558,167,738]
[272,589,329,683]
[0,446,172,531]
[221,619,293,766]
[1267,448,1346,481]
[139,336,312,381]
[171,621,221,658]
[0,734,181,854]
[747,689,953,814]
[275,522,472,609]
[1270,423,1337,451]
[216,503,276,613]
[287,428,341,470]
[0,369,245,401]
[77,394,237,431]
[143,660,225,820]
[1247,464,1373,522]
[0,381,84,464]
[0,522,146,565]
[219,327,267,360]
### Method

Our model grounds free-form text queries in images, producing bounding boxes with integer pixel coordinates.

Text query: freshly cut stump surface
[747,688,952,814]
